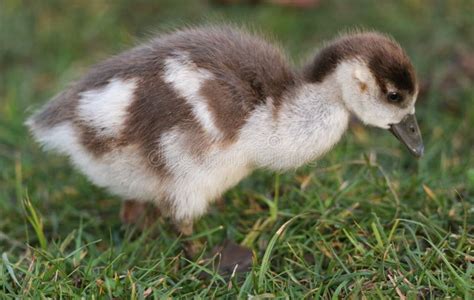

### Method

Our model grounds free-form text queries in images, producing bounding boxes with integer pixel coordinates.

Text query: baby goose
[27,26,423,238]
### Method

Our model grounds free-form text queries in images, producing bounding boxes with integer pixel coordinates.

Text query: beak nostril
[391,114,423,157]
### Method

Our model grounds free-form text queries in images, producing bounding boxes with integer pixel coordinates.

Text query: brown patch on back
[304,32,417,95]
[358,81,368,93]
[200,79,258,142]
[121,74,195,174]
[76,124,115,155]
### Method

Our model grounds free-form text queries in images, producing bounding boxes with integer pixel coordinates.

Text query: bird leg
[120,199,161,228]
[174,219,202,257]
[175,219,194,236]
[120,200,146,225]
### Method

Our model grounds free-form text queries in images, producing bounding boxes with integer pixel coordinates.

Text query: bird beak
[389,114,424,158]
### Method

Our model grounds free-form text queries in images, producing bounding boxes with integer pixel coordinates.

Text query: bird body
[27,26,422,231]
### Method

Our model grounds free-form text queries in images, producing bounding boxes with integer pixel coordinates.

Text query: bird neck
[248,75,350,170]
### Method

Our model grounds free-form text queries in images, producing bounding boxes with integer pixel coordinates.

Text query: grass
[1,0,473,298]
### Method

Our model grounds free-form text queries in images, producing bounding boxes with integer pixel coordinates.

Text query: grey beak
[389,114,424,158]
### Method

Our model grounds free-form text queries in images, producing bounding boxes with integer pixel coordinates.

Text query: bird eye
[387,92,403,103]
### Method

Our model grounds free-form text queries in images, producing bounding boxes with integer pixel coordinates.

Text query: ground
[0,0,473,298]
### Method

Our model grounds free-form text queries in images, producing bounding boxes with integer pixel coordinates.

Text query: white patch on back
[77,78,136,137]
[163,52,222,140]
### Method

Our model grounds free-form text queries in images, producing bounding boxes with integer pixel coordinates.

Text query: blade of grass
[22,196,47,251]
[1,253,21,288]
[257,215,299,291]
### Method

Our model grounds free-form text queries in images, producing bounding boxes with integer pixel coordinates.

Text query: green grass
[1,0,473,298]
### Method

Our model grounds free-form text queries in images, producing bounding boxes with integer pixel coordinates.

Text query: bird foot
[198,240,253,279]
[210,240,253,276]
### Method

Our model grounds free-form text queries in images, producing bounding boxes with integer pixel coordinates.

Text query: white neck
[241,76,350,170]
